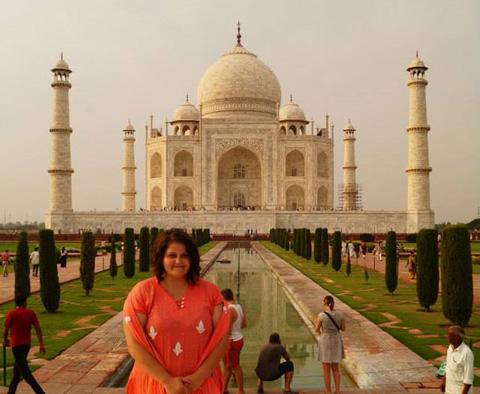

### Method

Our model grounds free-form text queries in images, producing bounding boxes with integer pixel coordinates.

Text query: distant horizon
[1,1,479,224]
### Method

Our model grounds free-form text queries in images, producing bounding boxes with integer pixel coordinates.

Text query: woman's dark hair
[269,332,281,344]
[221,288,234,301]
[324,295,334,311]
[151,229,200,284]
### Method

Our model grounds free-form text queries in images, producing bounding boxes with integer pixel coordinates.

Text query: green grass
[262,241,480,385]
[0,241,217,386]
[0,241,81,253]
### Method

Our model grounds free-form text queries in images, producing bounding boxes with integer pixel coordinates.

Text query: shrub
[385,231,398,294]
[305,229,312,260]
[346,246,352,277]
[150,227,159,247]
[314,228,322,264]
[109,236,118,280]
[441,226,473,326]
[285,230,290,251]
[80,231,96,296]
[123,228,135,278]
[406,233,417,243]
[15,231,30,299]
[331,231,342,271]
[39,229,60,312]
[416,229,439,311]
[139,227,150,272]
[321,228,329,265]
[359,233,374,243]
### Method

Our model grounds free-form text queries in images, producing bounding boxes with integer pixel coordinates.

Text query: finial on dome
[61,51,64,60]
[416,50,419,58]
[186,93,189,103]
[289,94,293,103]
[236,21,242,45]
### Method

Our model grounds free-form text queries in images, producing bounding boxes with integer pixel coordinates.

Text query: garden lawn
[0,241,82,253]
[262,241,480,386]
[0,241,216,386]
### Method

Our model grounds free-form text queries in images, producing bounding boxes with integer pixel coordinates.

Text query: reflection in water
[206,244,355,390]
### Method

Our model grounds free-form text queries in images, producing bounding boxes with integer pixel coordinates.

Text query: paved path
[252,243,442,392]
[1,243,227,394]
[0,252,122,305]
[351,252,480,304]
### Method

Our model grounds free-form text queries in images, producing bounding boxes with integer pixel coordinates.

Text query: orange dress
[123,277,229,393]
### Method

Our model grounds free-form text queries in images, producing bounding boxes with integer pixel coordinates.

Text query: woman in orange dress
[123,229,230,394]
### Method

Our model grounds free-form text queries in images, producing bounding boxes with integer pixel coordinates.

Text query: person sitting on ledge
[255,333,297,394]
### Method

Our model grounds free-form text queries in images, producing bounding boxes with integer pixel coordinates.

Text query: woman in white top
[314,295,346,394]
[221,288,247,394]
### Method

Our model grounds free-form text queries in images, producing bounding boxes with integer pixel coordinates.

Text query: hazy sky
[1,0,479,224]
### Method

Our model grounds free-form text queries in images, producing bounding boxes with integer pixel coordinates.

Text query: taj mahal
[45,26,434,234]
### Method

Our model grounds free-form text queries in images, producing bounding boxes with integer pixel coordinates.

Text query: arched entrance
[217,147,261,210]
[151,186,162,210]
[286,185,305,210]
[174,186,193,211]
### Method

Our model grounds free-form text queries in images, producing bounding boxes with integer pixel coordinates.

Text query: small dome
[52,55,71,71]
[279,99,306,122]
[171,101,200,123]
[343,121,355,130]
[407,54,428,71]
[123,120,135,131]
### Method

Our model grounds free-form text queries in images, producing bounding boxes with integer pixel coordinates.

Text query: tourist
[406,250,417,280]
[441,325,473,394]
[59,247,68,268]
[221,288,247,394]
[2,249,10,277]
[123,229,230,393]
[3,295,46,394]
[314,295,346,394]
[348,242,355,259]
[255,333,297,394]
[30,247,40,277]
[360,242,367,260]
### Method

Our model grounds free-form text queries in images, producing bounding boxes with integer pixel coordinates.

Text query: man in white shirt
[30,247,40,277]
[441,325,474,394]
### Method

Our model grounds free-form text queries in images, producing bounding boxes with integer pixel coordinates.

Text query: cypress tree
[123,228,136,278]
[300,229,306,258]
[314,228,322,263]
[346,245,352,277]
[150,227,159,247]
[39,229,60,312]
[269,228,274,242]
[206,229,211,243]
[109,236,118,280]
[80,231,96,296]
[441,226,473,326]
[15,231,30,298]
[285,230,290,251]
[331,231,342,271]
[416,229,439,311]
[139,227,150,272]
[385,231,398,294]
[321,228,329,265]
[305,229,312,260]
[293,229,298,255]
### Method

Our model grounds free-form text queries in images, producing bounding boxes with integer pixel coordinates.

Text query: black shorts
[260,361,294,381]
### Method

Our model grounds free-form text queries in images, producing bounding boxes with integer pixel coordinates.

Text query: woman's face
[163,242,191,280]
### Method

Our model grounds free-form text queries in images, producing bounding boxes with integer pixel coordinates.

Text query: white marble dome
[197,43,281,119]
[172,101,200,122]
[279,100,306,122]
[407,56,427,71]
[52,57,70,71]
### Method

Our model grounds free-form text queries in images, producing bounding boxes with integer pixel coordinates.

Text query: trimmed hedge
[305,229,312,260]
[109,236,118,280]
[321,228,329,265]
[123,228,136,278]
[15,231,30,298]
[150,227,159,247]
[441,226,473,326]
[385,231,398,294]
[359,233,374,243]
[313,228,321,263]
[331,231,342,271]
[139,227,150,272]
[39,229,60,312]
[80,231,96,296]
[416,229,438,311]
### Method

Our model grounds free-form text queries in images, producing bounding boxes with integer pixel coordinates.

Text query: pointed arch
[150,153,162,178]
[286,185,305,210]
[174,185,193,211]
[174,150,193,176]
[151,186,162,210]
[317,186,328,210]
[285,150,305,177]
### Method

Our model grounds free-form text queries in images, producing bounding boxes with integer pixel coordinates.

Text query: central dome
[197,43,281,119]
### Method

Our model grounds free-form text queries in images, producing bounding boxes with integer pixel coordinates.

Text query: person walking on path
[30,247,40,277]
[406,250,417,280]
[2,250,10,277]
[221,288,247,394]
[314,295,346,394]
[59,247,68,268]
[360,242,367,261]
[255,333,297,394]
[441,325,474,394]
[3,295,46,394]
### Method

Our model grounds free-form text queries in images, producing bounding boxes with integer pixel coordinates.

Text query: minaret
[48,54,74,212]
[122,121,136,212]
[406,53,434,231]
[342,121,358,211]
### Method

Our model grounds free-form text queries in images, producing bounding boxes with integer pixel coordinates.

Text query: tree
[331,231,342,271]
[346,245,352,277]
[285,230,290,251]
[305,229,312,260]
[321,228,329,266]
[300,229,307,258]
[109,236,118,280]
[15,231,30,299]
[385,231,398,294]
[314,228,322,263]
[150,227,159,247]
[80,231,96,296]
[139,227,150,272]
[416,229,439,311]
[123,228,136,278]
[39,229,60,312]
[441,226,473,326]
